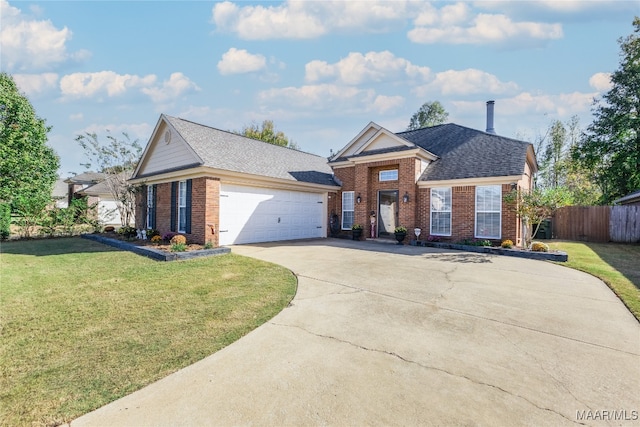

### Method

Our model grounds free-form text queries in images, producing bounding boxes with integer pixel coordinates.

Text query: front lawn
[548,241,640,321]
[0,238,297,427]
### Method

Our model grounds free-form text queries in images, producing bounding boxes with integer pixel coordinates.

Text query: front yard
[0,238,296,427]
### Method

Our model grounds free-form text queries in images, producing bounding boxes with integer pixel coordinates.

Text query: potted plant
[394,226,407,245]
[351,224,363,240]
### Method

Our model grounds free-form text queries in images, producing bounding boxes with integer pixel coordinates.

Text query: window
[178,180,187,233]
[475,185,501,239]
[342,191,354,230]
[146,185,155,229]
[379,169,398,181]
[430,187,451,236]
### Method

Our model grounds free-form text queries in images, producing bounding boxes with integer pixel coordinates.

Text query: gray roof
[65,172,106,184]
[613,189,640,205]
[81,172,131,196]
[52,179,68,199]
[398,124,532,181]
[165,115,338,187]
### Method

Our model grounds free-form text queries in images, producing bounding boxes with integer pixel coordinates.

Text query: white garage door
[219,184,325,245]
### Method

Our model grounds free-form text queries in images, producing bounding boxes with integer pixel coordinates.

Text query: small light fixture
[510,182,518,191]
[356,193,361,204]
[403,192,410,203]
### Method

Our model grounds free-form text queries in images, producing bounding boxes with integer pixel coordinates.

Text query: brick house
[132,104,536,247]
[327,102,537,247]
[130,115,340,246]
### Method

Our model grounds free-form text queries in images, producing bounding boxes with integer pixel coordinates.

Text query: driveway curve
[72,239,640,426]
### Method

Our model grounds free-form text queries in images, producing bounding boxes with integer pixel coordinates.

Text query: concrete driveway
[72,239,640,426]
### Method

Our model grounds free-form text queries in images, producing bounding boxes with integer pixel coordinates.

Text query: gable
[332,122,419,162]
[134,117,202,178]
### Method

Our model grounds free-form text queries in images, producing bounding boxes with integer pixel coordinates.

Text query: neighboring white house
[65,172,133,226]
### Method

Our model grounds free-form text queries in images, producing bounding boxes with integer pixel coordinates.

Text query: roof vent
[486,100,496,135]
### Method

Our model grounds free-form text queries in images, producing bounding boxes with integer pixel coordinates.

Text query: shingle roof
[65,171,106,184]
[81,172,131,196]
[613,189,640,205]
[165,115,337,187]
[397,124,532,181]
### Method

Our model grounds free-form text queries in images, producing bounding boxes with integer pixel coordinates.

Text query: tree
[0,72,59,212]
[240,120,299,149]
[76,131,142,226]
[406,101,449,130]
[535,116,601,205]
[504,187,574,248]
[571,17,640,204]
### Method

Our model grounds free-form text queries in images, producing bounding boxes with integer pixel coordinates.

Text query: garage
[219,184,326,245]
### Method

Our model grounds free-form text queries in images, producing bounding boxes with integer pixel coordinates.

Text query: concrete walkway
[72,239,640,426]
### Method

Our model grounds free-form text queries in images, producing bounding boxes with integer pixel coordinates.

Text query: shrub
[171,243,187,252]
[501,239,514,249]
[531,241,549,252]
[146,228,160,239]
[170,234,187,245]
[458,238,492,247]
[0,202,11,240]
[204,241,214,249]
[351,224,363,230]
[426,235,441,242]
[162,232,177,242]
[394,226,407,233]
[118,226,137,238]
[151,235,162,244]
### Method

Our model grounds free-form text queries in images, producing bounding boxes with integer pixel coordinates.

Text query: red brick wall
[135,179,220,245]
[332,158,419,238]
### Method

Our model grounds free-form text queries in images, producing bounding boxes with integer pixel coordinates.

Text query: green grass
[548,241,640,321]
[0,238,297,427]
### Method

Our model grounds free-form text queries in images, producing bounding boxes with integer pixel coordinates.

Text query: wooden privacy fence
[553,205,640,243]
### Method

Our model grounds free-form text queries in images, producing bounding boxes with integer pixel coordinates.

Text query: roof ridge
[165,114,328,159]
[396,122,531,146]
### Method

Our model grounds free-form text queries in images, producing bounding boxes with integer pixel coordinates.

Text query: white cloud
[212,1,325,39]
[69,113,83,121]
[140,72,200,103]
[409,9,563,45]
[414,68,519,96]
[257,83,402,115]
[372,95,405,114]
[60,71,157,98]
[589,72,612,92]
[0,0,89,71]
[59,71,199,102]
[212,0,416,40]
[305,51,430,85]
[453,91,596,118]
[12,73,58,95]
[217,48,267,75]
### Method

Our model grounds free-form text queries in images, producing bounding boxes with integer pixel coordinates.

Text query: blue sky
[1,0,636,177]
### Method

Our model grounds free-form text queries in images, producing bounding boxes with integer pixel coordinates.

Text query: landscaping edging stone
[410,240,568,262]
[82,234,231,261]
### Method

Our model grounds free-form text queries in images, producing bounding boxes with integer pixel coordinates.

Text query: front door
[378,190,398,237]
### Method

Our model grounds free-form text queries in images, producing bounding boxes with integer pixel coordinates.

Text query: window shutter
[170,181,177,232]
[185,179,192,234]
[151,184,157,229]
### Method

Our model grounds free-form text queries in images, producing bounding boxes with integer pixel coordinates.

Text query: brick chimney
[486,100,496,134]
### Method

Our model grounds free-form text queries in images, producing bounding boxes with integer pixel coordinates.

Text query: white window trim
[146,185,154,228]
[379,169,398,181]
[475,185,501,239]
[178,180,187,233]
[430,187,452,236]
[341,191,354,230]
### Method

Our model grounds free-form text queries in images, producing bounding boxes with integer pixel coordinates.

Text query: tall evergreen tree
[572,17,640,204]
[0,72,59,212]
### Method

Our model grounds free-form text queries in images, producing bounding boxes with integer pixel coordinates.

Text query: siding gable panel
[136,121,202,177]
